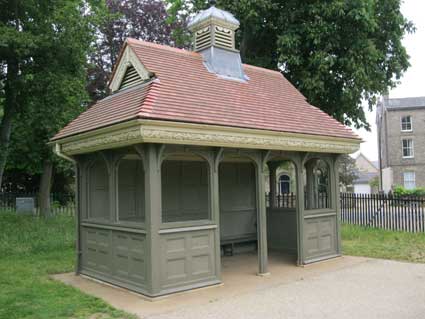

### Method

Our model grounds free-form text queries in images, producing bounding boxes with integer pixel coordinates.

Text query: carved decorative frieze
[59,121,360,155]
[140,127,358,154]
[62,126,142,154]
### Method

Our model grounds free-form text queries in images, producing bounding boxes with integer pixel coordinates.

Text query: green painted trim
[80,222,147,234]
[303,212,337,219]
[158,224,217,234]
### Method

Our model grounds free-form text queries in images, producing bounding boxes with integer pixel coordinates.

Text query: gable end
[109,44,152,93]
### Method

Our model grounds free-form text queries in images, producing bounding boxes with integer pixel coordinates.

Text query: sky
[353,0,425,161]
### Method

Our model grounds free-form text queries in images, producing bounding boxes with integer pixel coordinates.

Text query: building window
[401,116,412,132]
[279,174,290,194]
[403,172,416,190]
[402,139,414,158]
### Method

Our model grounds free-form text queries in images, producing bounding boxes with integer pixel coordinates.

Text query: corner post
[333,155,342,255]
[74,161,82,274]
[144,143,162,296]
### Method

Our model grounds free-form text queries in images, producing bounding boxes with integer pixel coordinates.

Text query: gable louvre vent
[119,65,144,90]
[214,26,233,50]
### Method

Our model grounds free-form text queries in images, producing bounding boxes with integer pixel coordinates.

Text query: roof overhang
[50,119,361,156]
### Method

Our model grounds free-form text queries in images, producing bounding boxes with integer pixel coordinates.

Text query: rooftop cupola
[188,2,248,81]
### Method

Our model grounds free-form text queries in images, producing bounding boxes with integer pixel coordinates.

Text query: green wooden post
[256,155,269,275]
[294,155,305,265]
[74,161,82,274]
[333,155,342,255]
[213,148,223,281]
[144,143,162,296]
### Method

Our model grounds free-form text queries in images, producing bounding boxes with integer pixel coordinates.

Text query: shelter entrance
[219,161,258,257]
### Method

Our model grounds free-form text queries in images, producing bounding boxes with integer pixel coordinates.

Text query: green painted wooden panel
[88,160,110,220]
[303,214,337,261]
[267,208,297,254]
[161,160,209,223]
[80,226,146,289]
[219,162,256,240]
[118,159,145,223]
[159,229,217,291]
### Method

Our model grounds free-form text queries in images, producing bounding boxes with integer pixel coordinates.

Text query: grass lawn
[342,224,425,263]
[0,212,135,319]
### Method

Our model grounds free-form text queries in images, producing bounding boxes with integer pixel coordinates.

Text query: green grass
[342,224,425,263]
[0,212,135,319]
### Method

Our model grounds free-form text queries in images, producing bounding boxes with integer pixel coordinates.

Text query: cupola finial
[188,4,247,81]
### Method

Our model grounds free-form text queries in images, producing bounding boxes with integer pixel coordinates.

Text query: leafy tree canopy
[339,154,358,187]
[167,0,414,129]
[0,0,101,189]
[88,0,180,100]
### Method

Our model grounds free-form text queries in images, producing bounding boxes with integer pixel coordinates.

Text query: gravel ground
[148,258,425,319]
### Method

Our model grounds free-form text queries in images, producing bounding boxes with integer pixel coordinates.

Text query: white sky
[353,0,425,161]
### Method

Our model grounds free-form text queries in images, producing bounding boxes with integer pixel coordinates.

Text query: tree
[339,155,358,187]
[0,0,99,215]
[88,0,179,101]
[166,0,413,129]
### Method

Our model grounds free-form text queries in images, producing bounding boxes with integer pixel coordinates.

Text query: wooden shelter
[52,5,360,297]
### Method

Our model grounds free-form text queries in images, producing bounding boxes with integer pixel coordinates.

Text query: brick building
[376,96,425,192]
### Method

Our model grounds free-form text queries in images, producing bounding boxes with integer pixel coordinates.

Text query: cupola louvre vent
[195,27,212,51]
[214,26,233,49]
[119,65,144,90]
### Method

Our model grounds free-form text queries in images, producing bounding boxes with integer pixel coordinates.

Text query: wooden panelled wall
[74,144,341,297]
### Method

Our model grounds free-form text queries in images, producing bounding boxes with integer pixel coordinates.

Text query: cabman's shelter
[51,5,361,298]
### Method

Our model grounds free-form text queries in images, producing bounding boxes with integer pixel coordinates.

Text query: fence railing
[340,193,425,233]
[0,192,75,216]
[2,191,425,232]
[266,192,329,209]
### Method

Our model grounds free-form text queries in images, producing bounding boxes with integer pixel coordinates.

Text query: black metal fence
[266,192,329,209]
[0,192,75,216]
[340,193,425,233]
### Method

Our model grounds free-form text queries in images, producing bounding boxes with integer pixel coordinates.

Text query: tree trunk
[39,160,53,217]
[0,59,19,188]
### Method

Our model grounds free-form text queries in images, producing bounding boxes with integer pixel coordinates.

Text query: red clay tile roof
[52,38,359,141]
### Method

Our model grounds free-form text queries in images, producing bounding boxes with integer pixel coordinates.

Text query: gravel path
[148,259,425,319]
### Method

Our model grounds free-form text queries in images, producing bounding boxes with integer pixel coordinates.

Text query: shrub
[393,185,425,197]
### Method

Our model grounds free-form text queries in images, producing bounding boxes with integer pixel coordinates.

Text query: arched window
[304,159,330,210]
[279,174,291,194]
